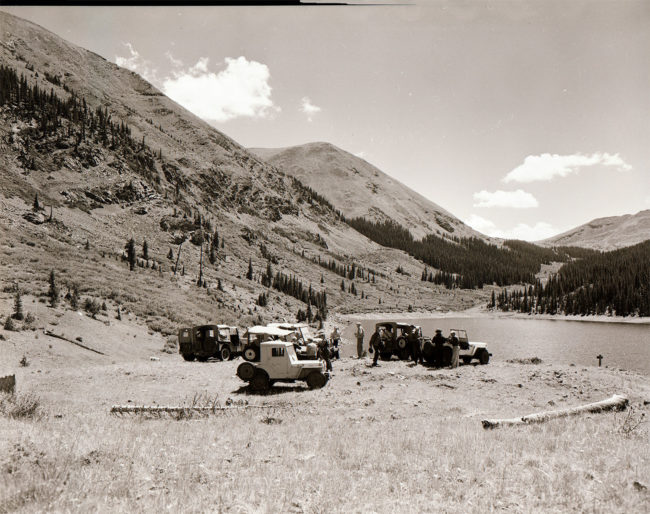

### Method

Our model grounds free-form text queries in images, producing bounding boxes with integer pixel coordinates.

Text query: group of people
[354,323,461,368]
[430,328,461,368]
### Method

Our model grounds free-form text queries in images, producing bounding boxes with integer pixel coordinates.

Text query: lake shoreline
[338,305,650,325]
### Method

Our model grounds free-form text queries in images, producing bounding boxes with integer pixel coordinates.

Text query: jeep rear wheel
[479,350,490,365]
[243,346,259,362]
[196,356,208,362]
[306,371,327,389]
[250,371,270,392]
[398,347,410,361]
[220,346,231,361]
[237,362,255,381]
[181,353,195,362]
[380,352,392,361]
[462,356,472,364]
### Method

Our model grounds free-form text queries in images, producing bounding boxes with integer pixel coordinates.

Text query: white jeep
[453,329,491,365]
[236,341,330,392]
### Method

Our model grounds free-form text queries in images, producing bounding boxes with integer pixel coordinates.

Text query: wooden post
[597,354,603,366]
[174,242,183,276]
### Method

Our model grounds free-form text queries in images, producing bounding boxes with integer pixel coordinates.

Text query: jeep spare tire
[220,346,231,361]
[237,362,255,381]
[243,346,259,362]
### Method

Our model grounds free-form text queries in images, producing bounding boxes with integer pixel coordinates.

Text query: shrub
[83,298,101,318]
[0,392,41,419]
[19,355,29,367]
[162,335,178,354]
[4,316,16,331]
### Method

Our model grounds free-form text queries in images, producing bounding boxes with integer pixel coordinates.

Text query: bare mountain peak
[250,141,482,240]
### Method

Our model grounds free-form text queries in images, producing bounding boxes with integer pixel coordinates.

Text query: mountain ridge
[538,209,650,251]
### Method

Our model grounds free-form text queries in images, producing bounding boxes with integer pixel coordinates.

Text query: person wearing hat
[448,330,460,368]
[431,329,447,368]
[355,322,365,359]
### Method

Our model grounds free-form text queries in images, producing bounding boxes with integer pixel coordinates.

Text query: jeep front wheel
[250,371,270,392]
[220,346,231,361]
[479,350,490,365]
[237,362,255,381]
[306,371,327,389]
[181,353,195,361]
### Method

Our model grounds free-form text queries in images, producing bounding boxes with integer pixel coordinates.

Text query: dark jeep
[178,324,243,362]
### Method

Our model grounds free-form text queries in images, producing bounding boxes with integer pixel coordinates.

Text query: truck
[241,325,296,362]
[453,328,491,365]
[236,340,330,392]
[178,324,243,362]
[421,328,491,366]
[374,322,423,361]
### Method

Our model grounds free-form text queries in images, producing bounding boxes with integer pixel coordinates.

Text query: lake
[341,317,650,375]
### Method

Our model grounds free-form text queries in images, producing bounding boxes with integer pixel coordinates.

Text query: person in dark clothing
[432,329,446,368]
[368,326,383,366]
[317,340,332,371]
[408,325,422,364]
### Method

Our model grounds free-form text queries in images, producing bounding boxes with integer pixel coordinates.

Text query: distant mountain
[251,143,483,240]
[539,210,650,251]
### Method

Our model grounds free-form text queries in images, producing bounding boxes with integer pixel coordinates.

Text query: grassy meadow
[1,347,648,513]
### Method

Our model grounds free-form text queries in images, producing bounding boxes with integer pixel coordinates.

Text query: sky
[3,2,649,241]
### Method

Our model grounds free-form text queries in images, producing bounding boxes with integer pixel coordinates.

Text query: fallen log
[43,330,105,355]
[110,404,270,416]
[482,394,628,429]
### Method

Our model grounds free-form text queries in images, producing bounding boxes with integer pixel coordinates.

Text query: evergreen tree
[70,284,79,310]
[48,270,59,307]
[167,247,174,260]
[13,287,24,320]
[142,239,149,260]
[125,238,136,271]
[33,193,40,212]
[246,258,253,280]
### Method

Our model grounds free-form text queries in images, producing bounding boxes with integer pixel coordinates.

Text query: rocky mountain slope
[538,209,650,251]
[251,143,482,240]
[0,11,489,336]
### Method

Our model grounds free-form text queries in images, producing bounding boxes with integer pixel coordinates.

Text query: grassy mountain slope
[251,142,482,240]
[0,11,489,338]
[539,209,650,251]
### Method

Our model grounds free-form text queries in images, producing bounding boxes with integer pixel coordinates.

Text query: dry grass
[0,356,648,513]
[0,391,41,420]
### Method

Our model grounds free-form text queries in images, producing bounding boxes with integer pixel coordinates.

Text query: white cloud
[473,189,538,208]
[354,151,366,159]
[645,195,650,206]
[300,96,321,121]
[464,214,558,241]
[115,42,159,84]
[116,44,278,123]
[162,56,279,123]
[165,51,183,68]
[504,152,632,183]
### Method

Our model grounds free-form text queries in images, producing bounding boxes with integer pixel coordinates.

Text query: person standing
[432,329,446,368]
[449,330,460,368]
[318,339,332,372]
[408,325,422,364]
[369,326,382,366]
[330,326,341,359]
[355,322,365,358]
